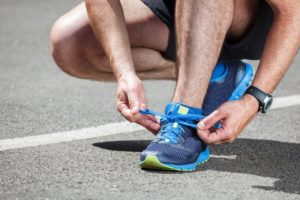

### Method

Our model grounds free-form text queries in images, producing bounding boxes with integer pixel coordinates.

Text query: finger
[206,128,230,145]
[120,103,159,124]
[139,102,160,124]
[198,110,227,130]
[143,113,160,124]
[116,100,135,121]
[197,125,227,145]
[139,91,147,106]
[140,104,160,124]
[141,116,159,125]
[197,128,211,144]
[136,116,160,134]
[136,111,160,126]
[128,92,140,115]
[117,91,137,120]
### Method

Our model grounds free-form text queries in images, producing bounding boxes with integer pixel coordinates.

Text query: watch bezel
[262,95,273,113]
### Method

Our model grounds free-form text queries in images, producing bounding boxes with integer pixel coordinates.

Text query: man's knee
[50,16,79,76]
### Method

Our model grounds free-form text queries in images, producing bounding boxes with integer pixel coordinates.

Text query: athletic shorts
[141,0,274,62]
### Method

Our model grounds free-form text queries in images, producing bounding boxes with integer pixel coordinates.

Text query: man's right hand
[116,72,160,134]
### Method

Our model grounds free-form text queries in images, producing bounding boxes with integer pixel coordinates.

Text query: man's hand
[117,72,160,134]
[197,94,259,144]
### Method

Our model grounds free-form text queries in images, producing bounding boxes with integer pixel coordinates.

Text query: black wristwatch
[245,86,273,113]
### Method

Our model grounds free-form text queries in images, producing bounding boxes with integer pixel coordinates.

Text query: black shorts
[141,0,273,62]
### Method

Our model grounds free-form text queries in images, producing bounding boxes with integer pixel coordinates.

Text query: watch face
[264,96,273,112]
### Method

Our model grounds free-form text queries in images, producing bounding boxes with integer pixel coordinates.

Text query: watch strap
[245,86,272,113]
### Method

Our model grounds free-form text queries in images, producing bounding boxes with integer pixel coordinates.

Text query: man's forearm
[85,0,135,80]
[252,5,300,94]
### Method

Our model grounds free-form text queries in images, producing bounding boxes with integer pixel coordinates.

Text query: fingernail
[197,121,205,129]
[155,116,161,123]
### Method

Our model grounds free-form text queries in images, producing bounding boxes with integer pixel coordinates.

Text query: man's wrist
[116,69,137,82]
[242,93,260,113]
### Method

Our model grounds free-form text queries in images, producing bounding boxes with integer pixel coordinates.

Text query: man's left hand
[197,94,259,145]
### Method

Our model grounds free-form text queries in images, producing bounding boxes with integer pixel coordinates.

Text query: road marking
[0,122,144,151]
[210,155,237,160]
[0,94,300,151]
[271,94,300,110]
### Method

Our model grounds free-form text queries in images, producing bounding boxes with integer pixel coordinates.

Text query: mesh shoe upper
[140,125,206,164]
[140,103,207,165]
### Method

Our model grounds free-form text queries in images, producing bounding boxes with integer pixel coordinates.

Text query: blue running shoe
[139,61,254,171]
[140,103,209,171]
[202,61,254,116]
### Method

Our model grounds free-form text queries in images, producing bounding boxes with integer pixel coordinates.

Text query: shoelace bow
[139,109,206,143]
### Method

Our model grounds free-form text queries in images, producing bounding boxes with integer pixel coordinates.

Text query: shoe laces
[140,109,205,143]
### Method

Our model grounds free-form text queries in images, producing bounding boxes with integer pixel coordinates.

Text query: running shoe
[140,103,209,171]
[202,61,254,116]
[139,61,254,171]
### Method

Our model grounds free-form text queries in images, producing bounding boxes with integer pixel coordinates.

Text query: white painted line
[271,94,300,110]
[210,155,237,160]
[0,94,299,151]
[0,122,143,151]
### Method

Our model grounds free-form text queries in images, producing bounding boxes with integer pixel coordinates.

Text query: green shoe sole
[139,155,209,172]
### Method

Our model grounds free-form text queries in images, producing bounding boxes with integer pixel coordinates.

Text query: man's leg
[173,0,260,107]
[139,0,262,171]
[50,0,176,81]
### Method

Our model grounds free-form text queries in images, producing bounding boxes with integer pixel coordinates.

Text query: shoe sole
[140,62,254,171]
[139,146,210,171]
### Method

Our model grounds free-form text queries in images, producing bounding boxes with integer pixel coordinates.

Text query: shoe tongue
[159,103,201,143]
[164,102,202,116]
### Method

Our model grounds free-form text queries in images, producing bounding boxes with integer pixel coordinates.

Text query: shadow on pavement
[93,138,300,195]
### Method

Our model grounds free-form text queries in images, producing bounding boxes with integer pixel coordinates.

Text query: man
[50,0,300,171]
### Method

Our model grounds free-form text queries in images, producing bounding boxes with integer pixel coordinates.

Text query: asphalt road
[0,0,299,199]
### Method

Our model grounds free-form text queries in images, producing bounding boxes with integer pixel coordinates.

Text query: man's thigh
[54,0,171,63]
[89,0,169,51]
[121,0,170,51]
[142,0,273,62]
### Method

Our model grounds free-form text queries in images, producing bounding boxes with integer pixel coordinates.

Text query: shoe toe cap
[140,148,195,165]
